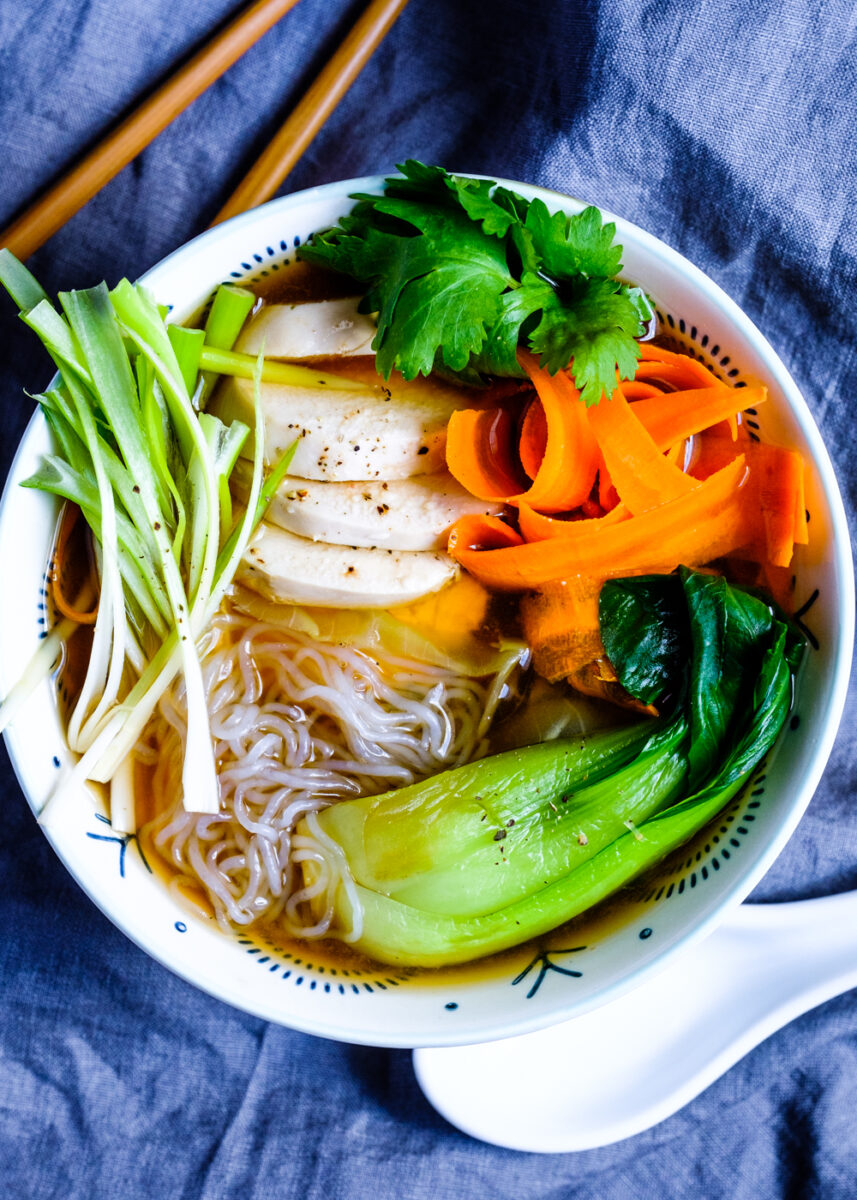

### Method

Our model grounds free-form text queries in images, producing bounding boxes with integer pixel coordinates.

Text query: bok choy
[303,568,804,966]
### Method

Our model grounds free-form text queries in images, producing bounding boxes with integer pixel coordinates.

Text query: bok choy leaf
[304,567,804,966]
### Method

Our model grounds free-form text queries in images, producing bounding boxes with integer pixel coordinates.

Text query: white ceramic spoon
[413,892,857,1153]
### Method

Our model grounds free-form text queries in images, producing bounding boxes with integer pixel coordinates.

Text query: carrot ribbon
[445,344,805,690]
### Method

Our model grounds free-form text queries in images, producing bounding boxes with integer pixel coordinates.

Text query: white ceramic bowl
[0,177,852,1048]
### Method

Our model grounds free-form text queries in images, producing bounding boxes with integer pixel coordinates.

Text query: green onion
[0,252,298,829]
[198,343,370,391]
[198,284,256,407]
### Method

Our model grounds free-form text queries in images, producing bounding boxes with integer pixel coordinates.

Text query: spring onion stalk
[197,343,370,391]
[109,752,137,836]
[198,284,256,407]
[0,254,297,828]
[57,363,128,754]
[69,281,220,813]
[0,249,50,309]
[0,618,75,735]
[71,435,299,790]
[304,569,805,967]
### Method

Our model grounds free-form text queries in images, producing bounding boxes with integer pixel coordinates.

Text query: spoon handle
[716,892,857,1019]
[414,894,857,1153]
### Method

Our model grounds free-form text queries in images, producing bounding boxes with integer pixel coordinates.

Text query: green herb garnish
[298,161,652,405]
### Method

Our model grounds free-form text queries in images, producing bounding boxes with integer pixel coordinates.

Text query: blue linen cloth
[1,0,856,1194]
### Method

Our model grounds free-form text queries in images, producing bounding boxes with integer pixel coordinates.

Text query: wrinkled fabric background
[1,0,856,1195]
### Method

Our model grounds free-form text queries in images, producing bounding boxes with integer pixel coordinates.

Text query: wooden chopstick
[0,0,302,261]
[210,0,411,225]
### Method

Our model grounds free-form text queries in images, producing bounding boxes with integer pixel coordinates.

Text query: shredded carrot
[762,562,797,615]
[51,503,98,625]
[521,578,660,712]
[664,440,685,467]
[758,445,805,568]
[793,462,809,546]
[691,433,805,567]
[447,513,524,554]
[619,380,664,401]
[634,360,721,391]
[631,384,767,451]
[519,397,547,480]
[517,501,629,543]
[521,577,605,681]
[448,456,749,589]
[445,342,804,591]
[637,342,722,384]
[637,343,696,363]
[516,353,599,512]
[596,451,620,511]
[446,354,599,512]
[445,406,523,501]
[586,383,697,514]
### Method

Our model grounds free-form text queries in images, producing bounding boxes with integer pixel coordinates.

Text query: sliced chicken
[232,463,503,551]
[210,360,475,481]
[236,298,377,359]
[238,521,459,608]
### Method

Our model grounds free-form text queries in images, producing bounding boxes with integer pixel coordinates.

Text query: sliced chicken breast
[210,360,475,481]
[236,298,377,359]
[238,522,459,608]
[231,464,503,551]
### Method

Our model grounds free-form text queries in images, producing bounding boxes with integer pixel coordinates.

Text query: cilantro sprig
[298,162,652,406]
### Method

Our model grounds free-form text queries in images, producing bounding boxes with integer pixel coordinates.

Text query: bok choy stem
[305,568,805,967]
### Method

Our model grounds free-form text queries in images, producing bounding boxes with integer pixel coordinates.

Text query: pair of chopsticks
[0,0,410,261]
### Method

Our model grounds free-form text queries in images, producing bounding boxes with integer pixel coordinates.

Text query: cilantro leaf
[382,159,453,199]
[492,186,532,222]
[447,178,519,238]
[457,275,556,381]
[525,199,623,280]
[625,285,656,331]
[374,163,518,240]
[301,198,514,379]
[382,160,518,238]
[529,280,644,405]
[298,162,646,400]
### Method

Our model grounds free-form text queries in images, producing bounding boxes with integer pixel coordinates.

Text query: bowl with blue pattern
[0,177,852,1047]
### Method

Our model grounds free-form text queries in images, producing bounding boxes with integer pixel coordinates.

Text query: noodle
[142,603,522,937]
